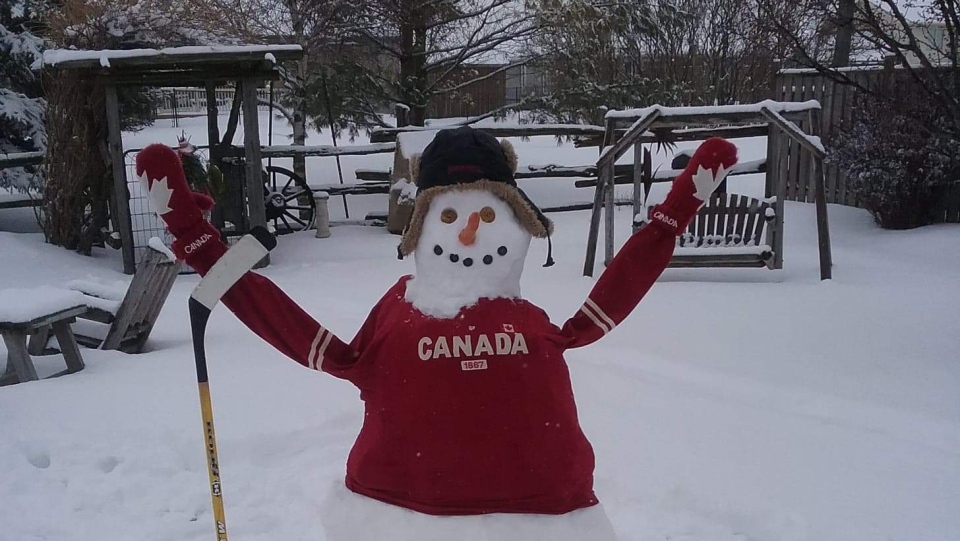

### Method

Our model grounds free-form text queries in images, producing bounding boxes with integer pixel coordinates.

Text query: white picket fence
[154,87,280,118]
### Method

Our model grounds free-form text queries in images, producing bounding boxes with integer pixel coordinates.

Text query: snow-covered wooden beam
[605,100,821,127]
[42,45,303,70]
[0,151,44,169]
[597,109,662,168]
[308,183,390,196]
[573,124,769,147]
[573,158,766,188]
[370,124,605,143]
[255,143,396,158]
[759,107,826,158]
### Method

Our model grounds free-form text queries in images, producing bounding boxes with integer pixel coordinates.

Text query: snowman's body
[134,127,736,541]
[319,480,618,541]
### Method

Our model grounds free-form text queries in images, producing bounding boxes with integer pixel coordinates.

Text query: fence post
[314,191,331,238]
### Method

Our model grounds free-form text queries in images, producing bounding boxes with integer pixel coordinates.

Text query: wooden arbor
[583,101,833,280]
[42,45,304,274]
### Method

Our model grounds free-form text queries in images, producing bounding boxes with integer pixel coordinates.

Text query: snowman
[135,127,737,541]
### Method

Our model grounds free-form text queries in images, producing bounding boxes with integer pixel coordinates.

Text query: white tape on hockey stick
[191,231,272,311]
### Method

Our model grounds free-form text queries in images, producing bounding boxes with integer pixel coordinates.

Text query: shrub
[828,85,960,229]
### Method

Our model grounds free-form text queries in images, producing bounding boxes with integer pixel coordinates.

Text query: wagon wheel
[263,165,316,234]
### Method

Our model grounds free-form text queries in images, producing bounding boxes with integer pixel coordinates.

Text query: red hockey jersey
[203,221,678,515]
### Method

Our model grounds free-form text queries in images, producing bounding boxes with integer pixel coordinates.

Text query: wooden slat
[51,320,85,373]
[604,108,814,127]
[100,251,160,350]
[733,195,750,245]
[632,142,643,232]
[241,79,268,236]
[583,118,619,276]
[695,199,707,245]
[574,124,770,148]
[1,331,36,383]
[0,305,88,331]
[603,160,616,266]
[130,259,181,352]
[742,198,760,246]
[104,84,137,275]
[0,151,44,169]
[668,252,772,268]
[370,125,606,143]
[597,110,662,169]
[705,194,719,241]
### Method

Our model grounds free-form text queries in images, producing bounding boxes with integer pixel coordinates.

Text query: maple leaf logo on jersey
[138,171,174,215]
[691,164,730,201]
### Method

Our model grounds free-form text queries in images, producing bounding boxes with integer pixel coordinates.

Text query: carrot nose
[459,212,481,246]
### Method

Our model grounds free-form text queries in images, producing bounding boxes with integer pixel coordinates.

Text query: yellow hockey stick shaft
[198,381,228,541]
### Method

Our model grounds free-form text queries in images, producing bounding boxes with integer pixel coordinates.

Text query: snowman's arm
[559,224,676,348]
[216,272,359,371]
[560,137,737,349]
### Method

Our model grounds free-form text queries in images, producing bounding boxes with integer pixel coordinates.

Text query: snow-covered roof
[42,44,303,69]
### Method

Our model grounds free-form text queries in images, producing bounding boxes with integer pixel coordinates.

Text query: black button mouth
[438,245,510,268]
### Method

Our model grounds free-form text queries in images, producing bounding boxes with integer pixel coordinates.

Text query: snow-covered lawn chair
[30,243,182,355]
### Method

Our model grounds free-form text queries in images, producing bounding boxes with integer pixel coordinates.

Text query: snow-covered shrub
[828,87,960,229]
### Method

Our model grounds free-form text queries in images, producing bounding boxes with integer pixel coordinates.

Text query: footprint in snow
[98,455,121,473]
[26,450,51,469]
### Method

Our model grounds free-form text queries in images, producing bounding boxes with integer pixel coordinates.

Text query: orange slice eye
[440,208,458,224]
[479,206,496,223]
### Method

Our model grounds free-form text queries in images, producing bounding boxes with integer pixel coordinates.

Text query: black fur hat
[399,127,554,266]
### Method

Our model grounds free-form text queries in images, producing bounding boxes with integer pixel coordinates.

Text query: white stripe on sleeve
[584,297,617,331]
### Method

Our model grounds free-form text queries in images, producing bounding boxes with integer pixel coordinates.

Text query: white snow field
[1,116,959,541]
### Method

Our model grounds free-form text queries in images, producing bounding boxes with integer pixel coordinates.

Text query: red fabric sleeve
[560,218,678,349]
[183,237,359,373]
[218,273,359,372]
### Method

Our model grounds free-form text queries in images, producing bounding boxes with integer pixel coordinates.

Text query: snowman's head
[399,127,554,318]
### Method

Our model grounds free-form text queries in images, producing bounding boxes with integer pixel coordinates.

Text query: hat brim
[399,180,553,258]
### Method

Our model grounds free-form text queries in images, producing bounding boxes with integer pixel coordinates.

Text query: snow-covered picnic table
[0,287,88,385]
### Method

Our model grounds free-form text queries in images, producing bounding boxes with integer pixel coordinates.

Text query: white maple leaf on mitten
[691,164,731,201]
[138,171,174,215]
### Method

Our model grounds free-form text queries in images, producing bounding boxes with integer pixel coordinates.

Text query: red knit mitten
[649,137,738,235]
[135,143,227,274]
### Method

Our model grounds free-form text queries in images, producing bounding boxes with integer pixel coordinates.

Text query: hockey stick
[188,227,276,541]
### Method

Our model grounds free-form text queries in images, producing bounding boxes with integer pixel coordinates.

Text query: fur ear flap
[500,139,518,174]
[409,153,422,185]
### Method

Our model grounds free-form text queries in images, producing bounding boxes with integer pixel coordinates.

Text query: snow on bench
[0,286,86,325]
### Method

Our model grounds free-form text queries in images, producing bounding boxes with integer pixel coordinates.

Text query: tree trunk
[44,72,111,254]
[292,62,307,181]
[398,3,429,126]
[289,1,307,180]
[832,0,856,67]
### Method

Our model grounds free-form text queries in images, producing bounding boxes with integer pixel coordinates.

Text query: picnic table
[0,288,88,386]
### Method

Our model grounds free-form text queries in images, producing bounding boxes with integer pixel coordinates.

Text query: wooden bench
[639,193,778,269]
[1,304,87,386]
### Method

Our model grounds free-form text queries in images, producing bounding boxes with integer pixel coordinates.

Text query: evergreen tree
[0,3,47,192]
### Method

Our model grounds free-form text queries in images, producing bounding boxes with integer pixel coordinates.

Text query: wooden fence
[773,67,960,223]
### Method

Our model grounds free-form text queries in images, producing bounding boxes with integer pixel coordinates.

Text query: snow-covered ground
[1,117,958,541]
